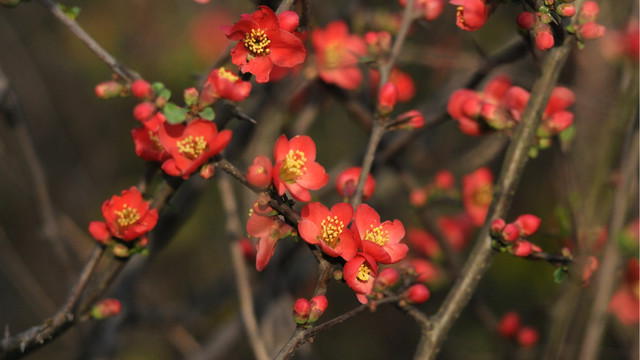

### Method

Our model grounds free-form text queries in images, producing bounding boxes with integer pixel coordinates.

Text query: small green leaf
[163,102,188,124]
[151,82,171,101]
[57,3,81,20]
[553,268,565,283]
[559,125,576,151]
[198,107,215,121]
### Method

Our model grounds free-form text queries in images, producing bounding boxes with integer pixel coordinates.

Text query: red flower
[517,327,539,347]
[246,155,273,188]
[450,0,489,31]
[438,214,473,251]
[223,6,306,83]
[131,126,171,163]
[370,68,416,103]
[498,311,521,339]
[539,87,575,136]
[608,258,639,326]
[298,202,357,260]
[407,258,441,284]
[312,20,367,90]
[534,25,555,51]
[462,167,493,226]
[344,252,379,303]
[273,135,329,202]
[247,210,293,271]
[89,187,158,243]
[201,67,252,105]
[335,166,376,201]
[399,0,445,21]
[352,204,408,264]
[158,119,232,179]
[408,228,442,259]
[406,284,431,304]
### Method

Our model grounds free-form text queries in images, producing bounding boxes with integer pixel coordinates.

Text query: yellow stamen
[473,184,493,206]
[114,204,141,228]
[364,224,389,246]
[280,149,307,183]
[218,67,239,82]
[177,135,208,160]
[323,42,343,69]
[148,131,164,152]
[457,6,465,23]
[244,28,271,56]
[357,263,371,281]
[320,215,344,248]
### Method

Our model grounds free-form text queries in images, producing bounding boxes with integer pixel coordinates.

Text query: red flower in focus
[158,119,232,179]
[462,167,494,226]
[201,67,252,105]
[450,0,489,31]
[89,187,158,243]
[298,202,357,260]
[273,135,329,202]
[131,126,171,163]
[247,208,293,271]
[609,258,639,326]
[335,167,376,201]
[352,204,408,264]
[312,20,367,90]
[246,155,273,188]
[344,252,379,303]
[223,6,306,83]
[399,0,445,21]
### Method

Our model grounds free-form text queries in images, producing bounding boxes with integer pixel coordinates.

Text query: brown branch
[414,19,578,360]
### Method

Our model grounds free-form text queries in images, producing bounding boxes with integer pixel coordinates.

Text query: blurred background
[0,0,637,359]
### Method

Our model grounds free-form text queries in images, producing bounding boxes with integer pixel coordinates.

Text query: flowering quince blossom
[399,0,445,21]
[608,258,639,326]
[312,20,367,90]
[89,187,158,243]
[406,284,430,304]
[462,167,494,227]
[247,208,293,271]
[273,135,329,202]
[200,67,252,105]
[352,204,408,264]
[246,155,273,188]
[222,6,306,83]
[298,202,357,260]
[343,252,379,303]
[335,167,376,201]
[370,68,416,103]
[158,119,232,179]
[131,126,171,163]
[450,0,489,31]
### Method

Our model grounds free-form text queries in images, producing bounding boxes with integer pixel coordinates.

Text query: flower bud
[91,299,122,320]
[516,12,536,30]
[292,298,311,324]
[393,110,425,130]
[335,167,375,201]
[112,243,130,258]
[409,188,428,207]
[200,164,215,179]
[534,25,555,50]
[378,82,398,116]
[579,1,599,23]
[538,12,553,24]
[490,218,506,237]
[406,284,430,304]
[184,87,200,106]
[512,240,532,257]
[434,170,455,190]
[514,214,541,236]
[133,102,157,122]
[501,223,520,242]
[308,295,328,323]
[498,311,521,339]
[556,3,576,17]
[374,268,400,292]
[95,80,124,99]
[130,79,154,99]
[365,31,392,55]
[246,155,273,188]
[578,22,606,40]
[517,326,539,347]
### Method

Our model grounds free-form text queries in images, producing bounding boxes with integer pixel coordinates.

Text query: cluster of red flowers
[447,75,574,153]
[497,311,540,348]
[490,214,542,257]
[516,0,576,51]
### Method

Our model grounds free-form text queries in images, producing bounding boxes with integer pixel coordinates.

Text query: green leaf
[559,125,576,151]
[553,268,565,283]
[152,82,171,101]
[198,107,215,121]
[57,3,81,20]
[163,102,188,124]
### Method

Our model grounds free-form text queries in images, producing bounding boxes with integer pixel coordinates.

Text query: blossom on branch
[352,204,408,264]
[200,67,252,105]
[450,0,489,31]
[344,252,379,303]
[273,135,329,202]
[462,167,493,227]
[298,202,357,260]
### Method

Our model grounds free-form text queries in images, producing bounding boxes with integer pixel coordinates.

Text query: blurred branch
[37,0,138,82]
[414,14,579,359]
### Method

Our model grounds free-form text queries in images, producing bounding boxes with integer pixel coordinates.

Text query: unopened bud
[308,295,328,323]
[516,12,536,30]
[517,326,539,347]
[91,298,122,320]
[501,223,520,242]
[374,268,400,292]
[130,79,154,99]
[490,218,506,237]
[95,80,124,99]
[406,284,430,304]
[133,102,156,122]
[512,240,533,257]
[112,243,130,258]
[184,87,200,106]
[378,82,398,116]
[200,164,215,179]
[556,3,576,17]
[292,298,311,324]
[514,214,541,237]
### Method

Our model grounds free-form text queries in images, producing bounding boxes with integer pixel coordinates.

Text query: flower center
[324,42,344,69]
[320,215,344,248]
[244,28,271,56]
[177,135,208,160]
[456,6,465,24]
[473,184,493,206]
[149,131,164,152]
[364,224,389,246]
[357,263,371,281]
[280,149,307,182]
[218,67,239,82]
[114,204,141,228]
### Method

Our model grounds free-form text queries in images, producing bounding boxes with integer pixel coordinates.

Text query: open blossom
[344,252,379,303]
[335,167,376,201]
[312,20,367,90]
[158,119,232,179]
[222,6,306,83]
[298,202,357,260]
[352,204,408,264]
[450,0,489,31]
[247,209,293,271]
[273,135,329,202]
[200,67,252,105]
[89,187,158,243]
[131,126,171,163]
[462,167,493,226]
